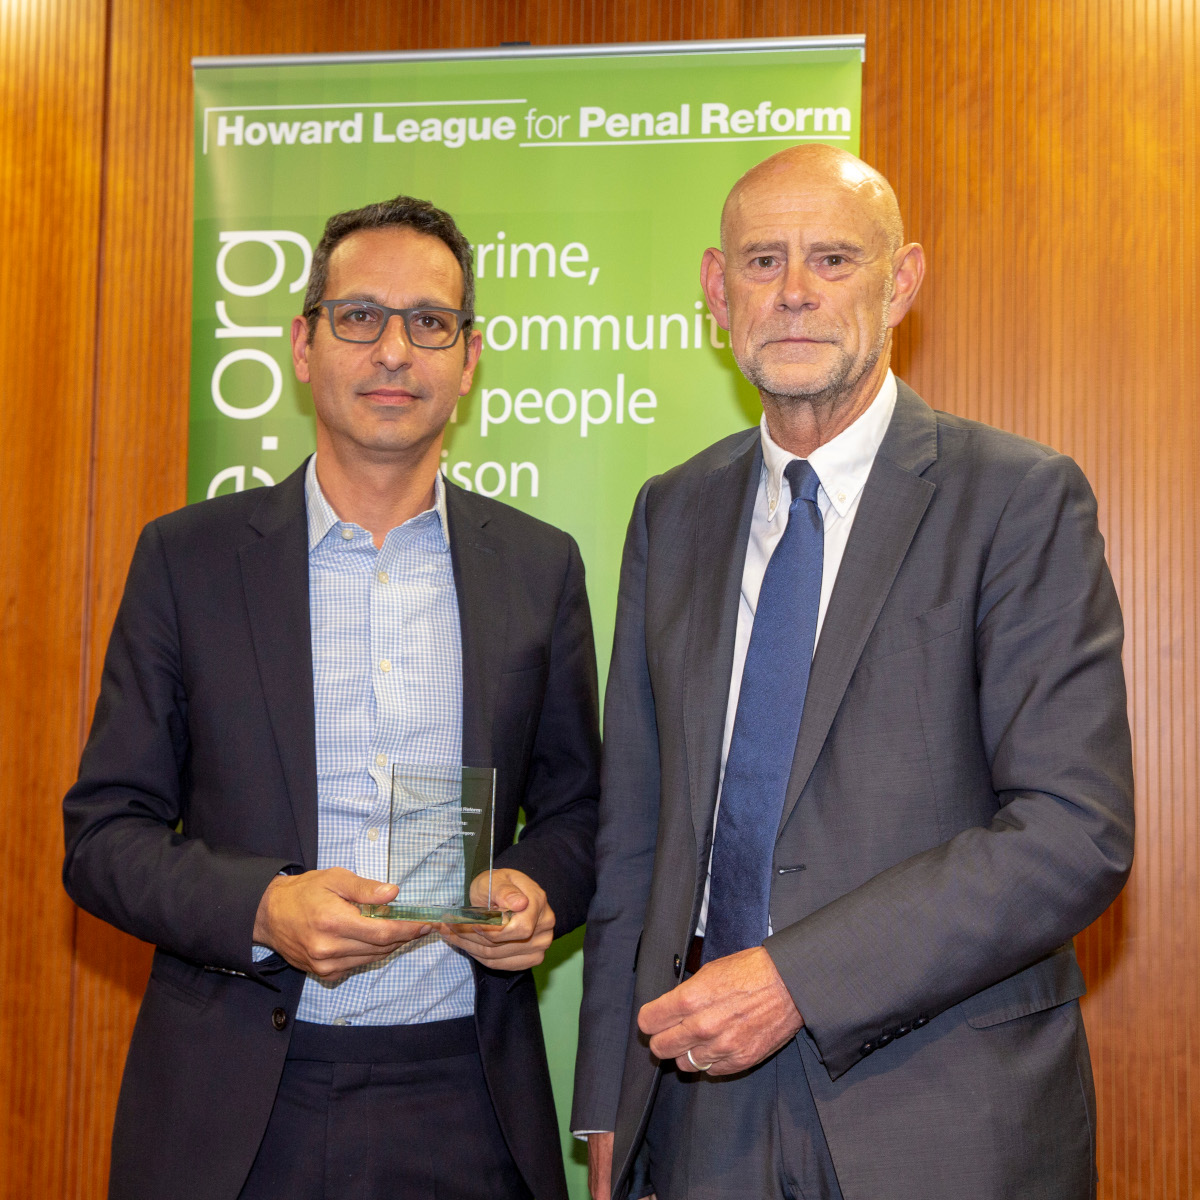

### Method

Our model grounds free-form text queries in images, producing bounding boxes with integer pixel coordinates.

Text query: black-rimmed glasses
[313,300,471,348]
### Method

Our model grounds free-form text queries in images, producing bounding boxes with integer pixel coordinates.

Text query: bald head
[721,144,904,256]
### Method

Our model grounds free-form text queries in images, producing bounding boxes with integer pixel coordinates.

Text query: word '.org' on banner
[204,230,310,498]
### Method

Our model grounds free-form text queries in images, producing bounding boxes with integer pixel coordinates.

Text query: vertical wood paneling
[0,1,1189,1196]
[0,0,108,1196]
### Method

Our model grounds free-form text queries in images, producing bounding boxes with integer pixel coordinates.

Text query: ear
[459,328,483,395]
[291,314,313,382]
[700,247,731,330]
[886,243,926,328]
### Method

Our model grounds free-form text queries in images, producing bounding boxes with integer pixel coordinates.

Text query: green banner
[192,39,861,1195]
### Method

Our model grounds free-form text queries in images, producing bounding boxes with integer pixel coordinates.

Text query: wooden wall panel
[0,0,1188,1196]
[65,3,196,1180]
[0,0,108,1196]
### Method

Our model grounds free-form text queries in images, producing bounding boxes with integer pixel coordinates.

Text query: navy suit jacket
[64,460,600,1200]
[574,383,1134,1199]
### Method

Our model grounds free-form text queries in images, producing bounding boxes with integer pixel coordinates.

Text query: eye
[822,255,847,267]
[751,255,776,269]
[341,304,382,325]
[412,310,453,332]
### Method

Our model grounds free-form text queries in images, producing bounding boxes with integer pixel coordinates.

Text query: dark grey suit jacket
[573,382,1133,1199]
[64,460,600,1200]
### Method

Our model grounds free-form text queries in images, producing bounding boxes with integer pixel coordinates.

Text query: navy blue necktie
[703,459,824,964]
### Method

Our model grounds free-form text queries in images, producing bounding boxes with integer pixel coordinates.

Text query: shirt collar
[304,453,451,551]
[760,369,898,521]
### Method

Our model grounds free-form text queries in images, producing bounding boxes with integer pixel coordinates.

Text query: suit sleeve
[62,522,295,974]
[765,452,1135,1079]
[493,535,601,938]
[571,481,662,1133]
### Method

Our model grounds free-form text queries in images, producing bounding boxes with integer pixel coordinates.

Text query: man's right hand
[252,868,429,979]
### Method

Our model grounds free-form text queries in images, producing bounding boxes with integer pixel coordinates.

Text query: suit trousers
[642,1037,843,1200]
[238,1018,532,1200]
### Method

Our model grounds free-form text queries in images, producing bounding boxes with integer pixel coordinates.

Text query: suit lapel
[446,484,508,770]
[684,430,762,841]
[239,463,318,867]
[778,383,939,830]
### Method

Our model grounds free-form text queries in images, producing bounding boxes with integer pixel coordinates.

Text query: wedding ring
[686,1049,714,1072]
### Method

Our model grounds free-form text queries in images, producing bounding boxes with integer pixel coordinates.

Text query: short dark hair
[302,195,475,338]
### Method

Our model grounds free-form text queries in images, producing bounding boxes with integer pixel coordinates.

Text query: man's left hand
[637,946,803,1076]
[438,868,555,971]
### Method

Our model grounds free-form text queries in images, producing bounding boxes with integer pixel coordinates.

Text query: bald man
[572,146,1133,1200]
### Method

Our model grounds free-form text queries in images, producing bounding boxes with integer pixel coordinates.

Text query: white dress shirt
[697,370,898,935]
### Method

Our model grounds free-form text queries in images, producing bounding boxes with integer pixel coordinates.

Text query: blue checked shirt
[293,453,474,1025]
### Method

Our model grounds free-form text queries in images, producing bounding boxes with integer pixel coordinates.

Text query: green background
[193,45,859,1196]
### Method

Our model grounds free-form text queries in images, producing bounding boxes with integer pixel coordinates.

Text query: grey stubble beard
[738,298,892,419]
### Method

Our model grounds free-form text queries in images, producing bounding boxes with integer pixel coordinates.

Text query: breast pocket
[501,647,548,674]
[495,651,550,775]
[859,597,964,664]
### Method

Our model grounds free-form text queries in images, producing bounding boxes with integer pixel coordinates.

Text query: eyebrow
[738,239,866,257]
[807,241,866,255]
[333,292,459,309]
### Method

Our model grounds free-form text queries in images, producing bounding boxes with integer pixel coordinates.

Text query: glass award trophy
[360,764,510,926]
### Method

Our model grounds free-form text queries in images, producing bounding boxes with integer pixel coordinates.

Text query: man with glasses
[63,196,600,1200]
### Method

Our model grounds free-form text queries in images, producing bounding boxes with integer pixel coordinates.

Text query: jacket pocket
[860,597,964,664]
[501,647,548,674]
[148,950,219,1009]
[960,943,1086,1028]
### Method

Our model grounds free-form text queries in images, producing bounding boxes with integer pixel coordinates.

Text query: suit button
[673,954,682,978]
[860,1040,875,1055]
[271,1007,288,1031]
[876,1030,894,1047]
[895,1023,912,1037]
[912,1014,929,1029]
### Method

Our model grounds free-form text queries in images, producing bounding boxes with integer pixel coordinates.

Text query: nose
[372,312,414,370]
[777,259,819,312]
